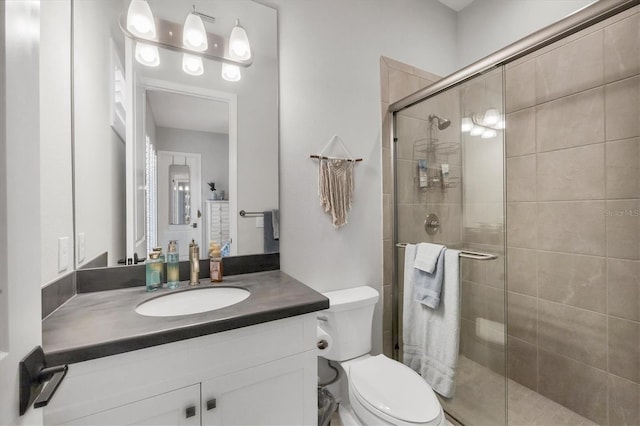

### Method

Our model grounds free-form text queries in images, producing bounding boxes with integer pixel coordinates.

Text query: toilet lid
[349,355,441,424]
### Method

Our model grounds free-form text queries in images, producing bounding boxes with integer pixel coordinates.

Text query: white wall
[1,1,43,424]
[74,0,127,267]
[40,0,73,285]
[456,0,595,68]
[268,0,458,354]
[155,127,230,209]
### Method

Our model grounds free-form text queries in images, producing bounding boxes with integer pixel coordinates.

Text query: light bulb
[495,118,506,130]
[461,117,473,132]
[183,12,208,52]
[126,0,156,39]
[182,54,204,76]
[135,42,160,67]
[470,125,484,136]
[482,128,497,139]
[483,108,500,126]
[221,63,241,82]
[228,19,251,61]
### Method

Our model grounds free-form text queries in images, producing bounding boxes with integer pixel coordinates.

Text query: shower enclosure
[389,1,640,425]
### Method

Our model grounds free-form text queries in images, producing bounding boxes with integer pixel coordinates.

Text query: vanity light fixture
[228,19,251,61]
[469,125,484,136]
[461,108,505,139]
[126,0,156,39]
[123,1,252,80]
[135,42,160,67]
[483,108,500,126]
[183,10,208,52]
[182,53,204,76]
[481,128,497,139]
[461,117,473,132]
[221,63,241,82]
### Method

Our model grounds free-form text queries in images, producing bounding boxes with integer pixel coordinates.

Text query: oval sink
[135,287,250,317]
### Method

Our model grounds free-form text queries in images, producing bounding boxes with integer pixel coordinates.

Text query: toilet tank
[319,286,379,361]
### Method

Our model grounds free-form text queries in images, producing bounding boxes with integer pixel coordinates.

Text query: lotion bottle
[166,240,179,289]
[209,242,223,282]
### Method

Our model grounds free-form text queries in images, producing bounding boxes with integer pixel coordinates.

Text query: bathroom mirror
[72,0,278,268]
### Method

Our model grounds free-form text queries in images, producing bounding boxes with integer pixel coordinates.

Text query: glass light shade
[461,117,473,132]
[470,125,484,136]
[182,54,204,76]
[135,42,160,67]
[221,63,241,82]
[483,108,500,126]
[126,0,156,39]
[228,19,251,61]
[482,128,497,139]
[183,13,208,52]
[495,118,506,130]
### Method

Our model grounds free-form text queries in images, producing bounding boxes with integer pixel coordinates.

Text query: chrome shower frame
[388,0,640,360]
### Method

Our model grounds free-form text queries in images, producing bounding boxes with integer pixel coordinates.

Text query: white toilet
[319,286,446,426]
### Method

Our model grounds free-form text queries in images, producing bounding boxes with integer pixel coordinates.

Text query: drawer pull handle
[207,398,217,411]
[185,406,196,418]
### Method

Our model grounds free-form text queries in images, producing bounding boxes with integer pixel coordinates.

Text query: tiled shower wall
[505,7,640,425]
[380,56,440,357]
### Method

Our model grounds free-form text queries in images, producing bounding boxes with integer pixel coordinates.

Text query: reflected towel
[403,244,460,398]
[263,211,280,253]
[412,244,445,309]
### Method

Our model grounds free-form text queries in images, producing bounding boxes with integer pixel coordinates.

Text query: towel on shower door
[414,243,445,273]
[413,243,445,308]
[403,244,460,398]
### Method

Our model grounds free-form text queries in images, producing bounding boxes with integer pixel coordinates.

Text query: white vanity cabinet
[44,314,318,426]
[61,384,201,425]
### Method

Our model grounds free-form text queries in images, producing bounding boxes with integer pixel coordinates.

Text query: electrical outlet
[255,217,264,228]
[78,233,86,263]
[58,237,69,272]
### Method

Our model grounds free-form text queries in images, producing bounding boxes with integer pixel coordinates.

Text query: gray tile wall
[505,7,640,425]
[380,56,441,357]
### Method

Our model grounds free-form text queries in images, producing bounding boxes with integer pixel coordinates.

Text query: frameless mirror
[72,0,278,268]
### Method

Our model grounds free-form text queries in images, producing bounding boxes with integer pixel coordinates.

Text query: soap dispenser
[189,239,200,286]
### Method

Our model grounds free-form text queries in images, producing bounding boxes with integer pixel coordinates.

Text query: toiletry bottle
[145,248,163,292]
[155,247,165,287]
[166,240,179,289]
[209,242,223,282]
[189,239,200,285]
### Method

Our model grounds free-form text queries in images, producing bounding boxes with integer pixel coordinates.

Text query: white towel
[403,245,460,398]
[413,244,445,308]
[414,243,445,273]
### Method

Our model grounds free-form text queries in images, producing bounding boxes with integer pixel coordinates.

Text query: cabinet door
[60,384,200,426]
[202,353,316,426]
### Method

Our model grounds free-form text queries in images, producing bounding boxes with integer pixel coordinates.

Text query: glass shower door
[394,67,506,426]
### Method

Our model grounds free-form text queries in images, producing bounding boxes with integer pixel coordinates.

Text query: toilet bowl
[319,286,445,426]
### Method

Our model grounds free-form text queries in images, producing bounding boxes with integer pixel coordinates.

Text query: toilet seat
[347,355,443,425]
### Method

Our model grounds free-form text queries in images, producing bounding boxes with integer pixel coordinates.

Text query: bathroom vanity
[41,271,328,425]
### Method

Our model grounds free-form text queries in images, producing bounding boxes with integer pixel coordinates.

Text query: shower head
[429,114,451,130]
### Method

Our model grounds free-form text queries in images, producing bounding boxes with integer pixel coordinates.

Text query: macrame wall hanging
[310,135,362,228]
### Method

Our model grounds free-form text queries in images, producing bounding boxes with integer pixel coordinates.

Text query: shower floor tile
[441,355,599,426]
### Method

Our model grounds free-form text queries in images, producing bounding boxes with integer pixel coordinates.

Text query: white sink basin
[135,287,251,317]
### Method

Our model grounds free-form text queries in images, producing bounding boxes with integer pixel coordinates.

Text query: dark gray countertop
[42,271,329,366]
